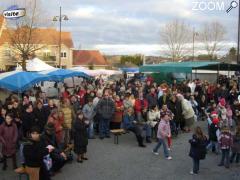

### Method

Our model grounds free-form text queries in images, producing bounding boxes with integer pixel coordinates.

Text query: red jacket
[135,99,148,113]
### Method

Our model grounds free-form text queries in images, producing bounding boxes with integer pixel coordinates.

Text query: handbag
[43,154,52,171]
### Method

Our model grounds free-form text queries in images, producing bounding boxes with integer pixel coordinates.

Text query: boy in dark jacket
[207,117,220,154]
[23,127,52,180]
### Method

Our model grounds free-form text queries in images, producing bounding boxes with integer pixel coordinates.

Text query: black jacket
[73,120,89,154]
[23,139,48,167]
[189,135,208,160]
[22,112,36,137]
[34,107,48,132]
[209,123,219,141]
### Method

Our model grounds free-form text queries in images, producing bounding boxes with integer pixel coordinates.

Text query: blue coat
[189,135,208,160]
[122,114,135,129]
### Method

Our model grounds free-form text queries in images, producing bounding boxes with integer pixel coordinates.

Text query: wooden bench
[110,129,125,144]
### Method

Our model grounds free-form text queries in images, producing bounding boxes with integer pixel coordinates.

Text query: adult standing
[96,89,115,139]
[176,94,195,132]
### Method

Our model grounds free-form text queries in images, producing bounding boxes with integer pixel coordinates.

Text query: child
[207,114,220,154]
[73,111,89,163]
[230,126,240,164]
[152,111,172,160]
[218,126,233,168]
[160,105,174,150]
[226,105,233,128]
[189,126,208,175]
[0,113,18,170]
[23,126,52,180]
[218,99,227,128]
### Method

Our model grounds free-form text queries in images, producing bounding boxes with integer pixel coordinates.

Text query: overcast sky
[1,0,239,56]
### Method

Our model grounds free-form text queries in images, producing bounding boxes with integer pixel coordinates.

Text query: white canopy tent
[70,67,122,76]
[16,57,55,72]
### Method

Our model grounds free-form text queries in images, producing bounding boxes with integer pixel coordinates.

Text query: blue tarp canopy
[121,68,139,73]
[0,71,51,92]
[39,68,90,81]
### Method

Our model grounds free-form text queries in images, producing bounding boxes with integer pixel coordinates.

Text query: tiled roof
[0,27,73,48]
[73,50,108,66]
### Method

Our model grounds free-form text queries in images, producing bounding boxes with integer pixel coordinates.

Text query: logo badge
[3,5,26,19]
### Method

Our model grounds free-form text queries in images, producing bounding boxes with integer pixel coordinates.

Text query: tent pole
[217,64,220,83]
[228,64,230,77]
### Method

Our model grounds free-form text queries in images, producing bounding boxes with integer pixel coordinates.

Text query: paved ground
[0,121,238,180]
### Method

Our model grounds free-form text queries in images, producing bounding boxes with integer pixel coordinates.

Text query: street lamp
[237,0,240,64]
[53,6,69,68]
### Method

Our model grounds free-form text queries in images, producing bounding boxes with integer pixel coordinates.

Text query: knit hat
[219,98,226,107]
[211,111,218,117]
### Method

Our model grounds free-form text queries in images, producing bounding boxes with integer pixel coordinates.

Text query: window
[44,52,50,57]
[61,52,67,58]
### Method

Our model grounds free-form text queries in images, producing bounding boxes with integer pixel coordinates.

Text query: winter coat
[158,95,170,109]
[113,101,123,123]
[23,139,49,167]
[134,99,148,113]
[157,119,171,139]
[219,131,233,150]
[82,104,96,122]
[0,122,18,156]
[146,93,158,108]
[73,120,88,154]
[147,110,160,127]
[33,107,48,132]
[45,105,57,119]
[189,135,208,160]
[122,113,135,130]
[175,101,183,123]
[231,135,240,153]
[22,111,36,137]
[12,107,22,128]
[209,123,219,142]
[96,97,115,119]
[181,99,195,120]
[62,107,73,129]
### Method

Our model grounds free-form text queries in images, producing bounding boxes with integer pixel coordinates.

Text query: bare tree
[200,21,226,60]
[6,0,49,71]
[160,19,191,61]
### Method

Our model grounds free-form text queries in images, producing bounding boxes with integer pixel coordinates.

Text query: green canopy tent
[140,61,240,83]
[139,61,220,73]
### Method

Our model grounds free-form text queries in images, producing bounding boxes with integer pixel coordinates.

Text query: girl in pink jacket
[152,111,172,160]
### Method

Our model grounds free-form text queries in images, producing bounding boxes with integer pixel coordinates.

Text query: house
[73,50,109,69]
[0,15,74,70]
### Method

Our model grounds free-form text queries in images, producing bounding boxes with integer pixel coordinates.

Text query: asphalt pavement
[0,121,238,180]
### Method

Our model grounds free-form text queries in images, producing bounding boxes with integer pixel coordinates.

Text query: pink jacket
[157,119,171,139]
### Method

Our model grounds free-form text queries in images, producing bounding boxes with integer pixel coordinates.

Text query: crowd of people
[0,74,240,179]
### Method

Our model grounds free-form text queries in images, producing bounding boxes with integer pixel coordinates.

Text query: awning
[121,68,139,73]
[140,61,239,73]
[39,68,90,81]
[0,71,51,92]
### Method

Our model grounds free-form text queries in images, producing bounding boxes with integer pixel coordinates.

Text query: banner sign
[3,5,26,19]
